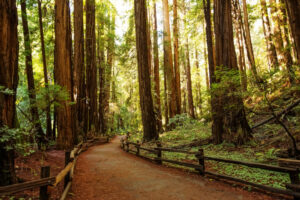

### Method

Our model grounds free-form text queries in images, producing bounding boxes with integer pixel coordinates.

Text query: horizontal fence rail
[0,136,110,200]
[121,140,300,199]
[0,177,55,196]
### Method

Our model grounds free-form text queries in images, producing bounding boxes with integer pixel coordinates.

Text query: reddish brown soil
[68,137,284,200]
[2,149,65,200]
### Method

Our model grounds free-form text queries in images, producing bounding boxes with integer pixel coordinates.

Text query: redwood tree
[269,0,286,65]
[55,0,75,149]
[38,0,52,139]
[0,0,18,186]
[74,0,86,137]
[278,0,294,83]
[103,14,115,133]
[284,0,300,64]
[173,0,181,114]
[185,40,195,118]
[134,0,158,141]
[86,0,98,131]
[153,3,163,132]
[162,0,177,118]
[213,0,252,144]
[241,0,260,82]
[261,0,279,68]
[21,0,45,148]
[98,10,106,134]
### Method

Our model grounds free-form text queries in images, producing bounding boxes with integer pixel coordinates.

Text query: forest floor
[3,148,65,199]
[67,136,284,200]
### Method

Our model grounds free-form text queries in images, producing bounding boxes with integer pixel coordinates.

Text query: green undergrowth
[127,114,292,189]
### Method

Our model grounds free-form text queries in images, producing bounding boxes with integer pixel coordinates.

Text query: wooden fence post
[195,148,205,175]
[121,140,124,149]
[156,142,162,164]
[64,151,71,188]
[136,140,140,156]
[289,171,300,200]
[39,166,50,200]
[126,142,129,152]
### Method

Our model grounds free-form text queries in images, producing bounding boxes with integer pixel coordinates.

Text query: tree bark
[203,35,210,90]
[134,0,158,141]
[98,11,106,134]
[195,49,203,116]
[147,4,152,76]
[86,0,98,132]
[162,0,177,118]
[233,0,247,92]
[0,0,18,186]
[269,0,286,65]
[240,0,259,80]
[163,63,169,127]
[103,14,115,133]
[38,0,52,140]
[173,0,181,114]
[284,0,300,64]
[278,0,295,83]
[185,40,195,118]
[55,0,75,149]
[153,3,163,132]
[21,0,45,148]
[74,0,86,139]
[203,0,222,143]
[261,0,279,69]
[214,0,252,145]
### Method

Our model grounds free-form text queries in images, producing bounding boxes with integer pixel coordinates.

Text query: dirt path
[68,137,278,200]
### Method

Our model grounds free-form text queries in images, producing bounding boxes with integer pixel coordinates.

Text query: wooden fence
[121,140,300,200]
[0,136,109,200]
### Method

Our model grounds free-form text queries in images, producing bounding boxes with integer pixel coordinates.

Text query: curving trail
[68,137,276,200]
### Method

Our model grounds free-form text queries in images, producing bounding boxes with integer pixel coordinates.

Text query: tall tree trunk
[185,40,195,118]
[53,107,57,140]
[284,0,300,64]
[147,4,152,76]
[86,0,98,132]
[38,0,52,140]
[203,0,222,143]
[0,0,18,186]
[269,0,286,65]
[214,0,252,145]
[261,0,279,69]
[195,49,203,116]
[74,0,86,139]
[163,65,169,127]
[233,0,247,92]
[111,65,116,132]
[21,0,45,148]
[203,36,210,90]
[173,0,181,114]
[278,0,295,83]
[98,11,106,134]
[241,0,260,81]
[153,3,163,132]
[104,14,115,133]
[134,0,158,141]
[162,0,177,118]
[55,0,75,149]
[182,88,187,114]
[203,0,215,85]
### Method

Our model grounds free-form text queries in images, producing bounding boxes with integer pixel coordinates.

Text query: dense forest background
[0,0,299,189]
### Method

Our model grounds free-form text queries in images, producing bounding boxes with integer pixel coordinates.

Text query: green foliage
[37,84,71,109]
[0,126,35,156]
[0,86,15,95]
[168,114,197,128]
